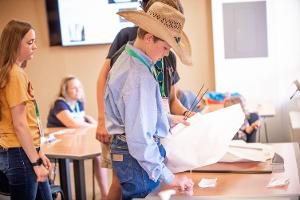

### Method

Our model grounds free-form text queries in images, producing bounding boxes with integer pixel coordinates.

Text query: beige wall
[0,0,214,125]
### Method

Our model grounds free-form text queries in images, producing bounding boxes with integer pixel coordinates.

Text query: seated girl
[47,76,108,199]
[224,96,261,143]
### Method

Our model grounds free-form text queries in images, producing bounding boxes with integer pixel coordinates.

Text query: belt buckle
[116,134,127,142]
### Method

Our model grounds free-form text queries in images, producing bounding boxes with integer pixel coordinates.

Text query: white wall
[212,0,300,142]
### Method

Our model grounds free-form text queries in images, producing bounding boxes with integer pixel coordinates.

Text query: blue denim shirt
[105,43,175,184]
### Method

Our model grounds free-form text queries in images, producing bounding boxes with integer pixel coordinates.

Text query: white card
[198,178,218,188]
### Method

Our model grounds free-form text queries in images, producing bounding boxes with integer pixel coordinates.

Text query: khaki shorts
[100,141,112,168]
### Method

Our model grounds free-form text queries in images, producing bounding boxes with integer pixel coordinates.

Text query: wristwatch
[31,158,43,167]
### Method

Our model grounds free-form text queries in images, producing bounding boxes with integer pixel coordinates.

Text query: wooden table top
[156,143,300,198]
[41,127,101,160]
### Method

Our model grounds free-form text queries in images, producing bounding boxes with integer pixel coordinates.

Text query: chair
[51,184,65,200]
[49,159,65,200]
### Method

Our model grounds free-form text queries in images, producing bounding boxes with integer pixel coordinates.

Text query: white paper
[162,104,245,173]
[198,178,218,188]
[158,189,176,200]
[266,177,289,187]
[220,140,275,162]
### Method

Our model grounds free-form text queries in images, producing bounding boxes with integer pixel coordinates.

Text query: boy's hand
[172,175,194,196]
[185,111,197,118]
[96,123,111,144]
[170,114,190,128]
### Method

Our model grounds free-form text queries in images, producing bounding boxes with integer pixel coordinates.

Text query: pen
[183,84,204,120]
[184,87,209,120]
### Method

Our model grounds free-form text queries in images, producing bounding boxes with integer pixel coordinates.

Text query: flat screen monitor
[46,0,139,46]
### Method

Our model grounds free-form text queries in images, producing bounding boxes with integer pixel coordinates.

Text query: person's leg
[5,148,38,200]
[111,136,160,200]
[93,156,109,199]
[35,181,53,200]
[106,170,122,200]
[100,141,121,199]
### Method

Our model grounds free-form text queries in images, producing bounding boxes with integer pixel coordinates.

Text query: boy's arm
[169,85,197,118]
[123,86,193,192]
[169,84,188,115]
[123,77,175,184]
[96,59,111,143]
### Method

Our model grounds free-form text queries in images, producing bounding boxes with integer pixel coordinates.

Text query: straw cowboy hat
[117,1,192,65]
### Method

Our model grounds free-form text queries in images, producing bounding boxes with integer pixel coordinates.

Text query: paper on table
[220,140,275,162]
[162,104,245,173]
[266,177,289,187]
[198,178,218,188]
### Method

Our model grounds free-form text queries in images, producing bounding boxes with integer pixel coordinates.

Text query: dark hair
[137,28,161,42]
[0,20,33,120]
[140,0,149,10]
[143,0,184,13]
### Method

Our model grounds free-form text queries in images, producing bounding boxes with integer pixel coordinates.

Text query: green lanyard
[125,46,165,97]
[155,59,166,97]
[34,99,44,138]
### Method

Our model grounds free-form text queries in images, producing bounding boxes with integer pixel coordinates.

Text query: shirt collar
[126,43,155,67]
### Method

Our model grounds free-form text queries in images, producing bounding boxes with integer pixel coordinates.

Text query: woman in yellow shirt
[0,20,52,200]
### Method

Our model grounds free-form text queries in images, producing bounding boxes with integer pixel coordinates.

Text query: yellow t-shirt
[0,64,40,148]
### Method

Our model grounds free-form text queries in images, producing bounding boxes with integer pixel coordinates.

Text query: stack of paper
[220,140,275,162]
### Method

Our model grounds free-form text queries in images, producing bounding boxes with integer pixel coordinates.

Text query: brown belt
[114,134,160,144]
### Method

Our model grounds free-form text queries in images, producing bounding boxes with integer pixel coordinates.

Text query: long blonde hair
[0,20,33,119]
[58,76,85,102]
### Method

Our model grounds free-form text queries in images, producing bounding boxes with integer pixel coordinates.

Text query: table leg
[73,160,86,200]
[264,119,269,143]
[257,125,261,142]
[58,159,72,200]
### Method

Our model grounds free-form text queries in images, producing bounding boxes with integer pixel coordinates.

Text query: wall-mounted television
[45,0,139,46]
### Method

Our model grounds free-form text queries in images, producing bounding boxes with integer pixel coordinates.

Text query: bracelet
[183,110,189,116]
[31,158,43,167]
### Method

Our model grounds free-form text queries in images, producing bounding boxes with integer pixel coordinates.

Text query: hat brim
[118,10,192,66]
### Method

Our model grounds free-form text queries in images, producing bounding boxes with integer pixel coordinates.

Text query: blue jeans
[0,147,52,200]
[111,136,166,200]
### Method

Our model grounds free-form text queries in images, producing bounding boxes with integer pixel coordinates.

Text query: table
[153,143,300,199]
[42,127,101,200]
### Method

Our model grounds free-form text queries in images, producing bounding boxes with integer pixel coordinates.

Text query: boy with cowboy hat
[105,2,194,199]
